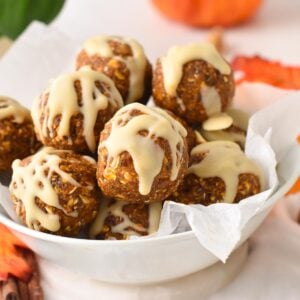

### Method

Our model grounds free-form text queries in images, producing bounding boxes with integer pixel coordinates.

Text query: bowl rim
[0,211,195,245]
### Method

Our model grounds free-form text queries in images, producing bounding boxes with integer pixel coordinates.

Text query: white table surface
[52,0,300,64]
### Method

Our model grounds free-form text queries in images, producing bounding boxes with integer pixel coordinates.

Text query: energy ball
[173,141,263,205]
[32,68,123,154]
[200,108,249,149]
[76,35,152,104]
[9,147,100,237]
[152,42,235,126]
[166,111,198,153]
[89,198,162,240]
[97,103,189,203]
[0,96,39,171]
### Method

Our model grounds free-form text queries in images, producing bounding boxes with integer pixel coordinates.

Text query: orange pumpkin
[152,0,263,27]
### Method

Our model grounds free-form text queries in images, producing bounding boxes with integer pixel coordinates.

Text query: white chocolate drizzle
[188,141,264,203]
[201,84,222,116]
[161,42,231,96]
[89,199,162,239]
[9,147,93,232]
[31,68,123,152]
[83,35,147,103]
[0,96,30,123]
[100,103,187,195]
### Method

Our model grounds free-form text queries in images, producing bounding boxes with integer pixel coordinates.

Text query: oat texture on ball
[173,141,264,205]
[76,35,152,104]
[97,103,189,203]
[32,68,123,154]
[89,198,162,240]
[0,96,40,171]
[152,42,235,126]
[9,147,100,237]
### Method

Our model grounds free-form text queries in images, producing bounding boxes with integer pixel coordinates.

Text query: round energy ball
[9,147,100,237]
[32,68,123,154]
[152,42,235,126]
[0,96,39,171]
[173,141,263,205]
[89,198,162,240]
[97,103,189,203]
[76,35,152,104]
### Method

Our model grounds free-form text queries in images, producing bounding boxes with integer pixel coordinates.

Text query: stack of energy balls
[0,35,264,240]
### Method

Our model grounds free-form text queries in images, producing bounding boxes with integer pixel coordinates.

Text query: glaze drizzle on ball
[9,147,96,232]
[83,35,147,104]
[188,141,264,203]
[99,103,187,195]
[89,199,162,239]
[0,96,30,123]
[32,68,123,152]
[161,42,231,98]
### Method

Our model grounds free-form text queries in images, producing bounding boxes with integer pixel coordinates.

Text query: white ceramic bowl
[0,206,270,284]
[1,153,297,286]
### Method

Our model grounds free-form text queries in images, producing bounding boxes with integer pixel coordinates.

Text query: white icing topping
[99,103,187,195]
[0,96,30,123]
[188,141,264,203]
[9,147,92,232]
[89,198,162,239]
[161,42,231,96]
[31,68,123,152]
[83,35,147,103]
[201,84,222,116]
[202,113,233,131]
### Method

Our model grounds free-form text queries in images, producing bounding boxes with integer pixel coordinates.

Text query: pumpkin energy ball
[9,147,100,237]
[152,42,235,126]
[97,103,189,203]
[76,35,152,104]
[0,96,39,171]
[89,198,162,240]
[32,68,123,154]
[173,141,264,206]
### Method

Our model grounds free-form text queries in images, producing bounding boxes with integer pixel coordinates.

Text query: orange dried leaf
[0,223,31,281]
[287,179,300,195]
[232,55,300,89]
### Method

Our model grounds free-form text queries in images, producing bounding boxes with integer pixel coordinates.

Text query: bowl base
[40,242,248,299]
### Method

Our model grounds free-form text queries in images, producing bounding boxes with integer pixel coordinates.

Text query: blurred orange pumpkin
[152,0,263,27]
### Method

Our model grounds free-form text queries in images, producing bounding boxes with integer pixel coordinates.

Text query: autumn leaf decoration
[232,55,300,89]
[0,223,32,282]
[231,55,300,195]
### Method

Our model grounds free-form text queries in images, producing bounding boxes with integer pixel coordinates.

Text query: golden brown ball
[32,68,123,154]
[153,43,235,126]
[76,35,152,104]
[9,147,100,237]
[0,96,40,171]
[172,141,263,205]
[89,198,162,240]
[97,103,189,203]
